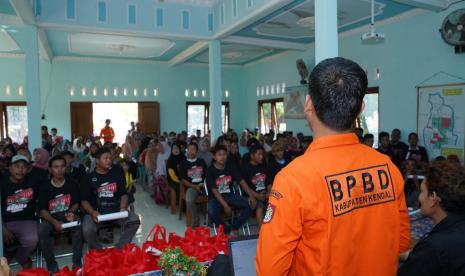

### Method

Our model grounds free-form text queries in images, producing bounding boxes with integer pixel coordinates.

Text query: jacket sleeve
[256,171,302,276]
[395,168,411,253]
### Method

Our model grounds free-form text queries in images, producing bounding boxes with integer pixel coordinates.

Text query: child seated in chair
[206,145,256,235]
[38,155,83,273]
[241,145,269,228]
[81,147,140,249]
[1,155,39,269]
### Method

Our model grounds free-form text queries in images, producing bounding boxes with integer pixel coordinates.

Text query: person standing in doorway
[99,119,115,144]
[256,57,410,276]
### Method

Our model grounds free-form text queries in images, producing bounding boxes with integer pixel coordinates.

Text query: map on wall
[418,84,465,163]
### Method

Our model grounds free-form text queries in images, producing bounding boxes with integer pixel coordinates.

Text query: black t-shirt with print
[242,162,268,193]
[81,167,127,214]
[38,177,79,222]
[1,176,38,222]
[206,164,242,198]
[179,158,207,185]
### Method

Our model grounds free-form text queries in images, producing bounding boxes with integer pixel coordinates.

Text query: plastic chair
[203,182,250,235]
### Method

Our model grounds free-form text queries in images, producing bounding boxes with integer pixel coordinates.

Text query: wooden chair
[178,183,208,227]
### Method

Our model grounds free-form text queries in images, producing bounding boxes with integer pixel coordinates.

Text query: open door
[138,102,160,135]
[70,102,93,139]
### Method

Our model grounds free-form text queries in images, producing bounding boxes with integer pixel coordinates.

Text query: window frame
[186,101,230,136]
[0,102,27,141]
[258,98,284,134]
[356,86,379,131]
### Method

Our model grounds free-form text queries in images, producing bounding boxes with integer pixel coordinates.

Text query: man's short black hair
[379,131,389,140]
[392,128,401,133]
[61,150,75,158]
[187,142,198,151]
[49,155,67,168]
[95,147,111,159]
[211,145,227,155]
[308,57,368,131]
[363,133,374,140]
[51,128,57,132]
[249,145,264,155]
[408,132,418,140]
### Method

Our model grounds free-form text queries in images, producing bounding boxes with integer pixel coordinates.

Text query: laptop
[228,235,259,276]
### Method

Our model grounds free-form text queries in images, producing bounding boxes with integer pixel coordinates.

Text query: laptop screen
[229,236,259,276]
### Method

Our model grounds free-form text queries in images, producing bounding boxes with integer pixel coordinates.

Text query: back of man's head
[308,57,367,132]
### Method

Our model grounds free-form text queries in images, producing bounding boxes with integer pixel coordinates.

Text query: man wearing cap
[1,155,39,268]
[256,58,410,275]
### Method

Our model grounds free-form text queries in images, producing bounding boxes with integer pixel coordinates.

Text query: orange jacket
[256,133,410,276]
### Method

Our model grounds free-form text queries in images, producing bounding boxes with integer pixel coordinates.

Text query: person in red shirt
[99,119,115,144]
[256,57,410,276]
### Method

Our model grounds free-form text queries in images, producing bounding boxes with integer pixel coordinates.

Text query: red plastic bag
[141,224,167,271]
[84,247,125,276]
[17,268,49,276]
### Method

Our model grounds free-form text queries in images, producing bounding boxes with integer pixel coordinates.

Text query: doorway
[93,103,138,145]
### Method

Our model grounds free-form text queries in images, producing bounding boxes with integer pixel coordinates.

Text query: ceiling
[0,0,423,65]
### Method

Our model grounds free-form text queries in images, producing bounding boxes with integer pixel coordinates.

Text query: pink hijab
[33,148,50,170]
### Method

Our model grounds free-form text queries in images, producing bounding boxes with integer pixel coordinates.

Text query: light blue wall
[0,58,245,139]
[241,4,465,137]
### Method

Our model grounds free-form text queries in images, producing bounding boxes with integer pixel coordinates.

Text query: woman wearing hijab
[31,148,50,186]
[166,143,184,208]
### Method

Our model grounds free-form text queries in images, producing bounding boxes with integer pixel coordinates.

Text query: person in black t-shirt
[1,155,38,269]
[406,132,429,164]
[62,150,86,186]
[267,142,287,187]
[38,155,83,273]
[81,147,140,249]
[377,131,394,160]
[179,143,207,227]
[241,145,269,228]
[391,129,408,167]
[206,145,256,234]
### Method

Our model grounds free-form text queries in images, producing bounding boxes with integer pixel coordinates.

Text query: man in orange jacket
[256,57,410,276]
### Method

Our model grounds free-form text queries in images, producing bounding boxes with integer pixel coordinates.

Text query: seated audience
[263,134,273,153]
[81,147,140,249]
[197,139,212,167]
[398,161,465,275]
[403,158,421,208]
[363,133,374,148]
[391,129,408,167]
[62,150,86,185]
[377,131,394,160]
[241,145,269,228]
[1,155,39,268]
[267,143,287,187]
[120,159,136,212]
[39,155,83,273]
[179,143,207,227]
[167,143,183,201]
[354,127,364,142]
[228,141,242,170]
[206,145,256,234]
[406,132,429,163]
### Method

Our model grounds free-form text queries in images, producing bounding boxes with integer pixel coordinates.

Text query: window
[220,4,225,25]
[207,13,213,31]
[66,0,75,19]
[182,10,190,29]
[258,99,286,135]
[98,1,107,22]
[186,102,229,136]
[356,87,379,146]
[0,102,28,144]
[128,4,136,25]
[156,8,164,27]
[232,0,237,17]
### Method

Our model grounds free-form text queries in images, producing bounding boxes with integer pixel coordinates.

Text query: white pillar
[209,40,222,144]
[315,0,339,63]
[24,26,42,151]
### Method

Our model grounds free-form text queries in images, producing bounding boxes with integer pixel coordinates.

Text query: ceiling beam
[9,0,53,61]
[391,0,459,11]
[169,41,209,66]
[9,0,35,25]
[213,0,295,40]
[223,36,309,51]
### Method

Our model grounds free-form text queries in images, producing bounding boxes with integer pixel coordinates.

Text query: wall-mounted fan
[440,8,465,46]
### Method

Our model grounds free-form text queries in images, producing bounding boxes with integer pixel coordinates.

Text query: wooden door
[70,102,93,139]
[138,102,160,135]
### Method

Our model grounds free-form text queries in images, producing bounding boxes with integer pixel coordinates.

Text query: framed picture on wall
[284,85,307,119]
